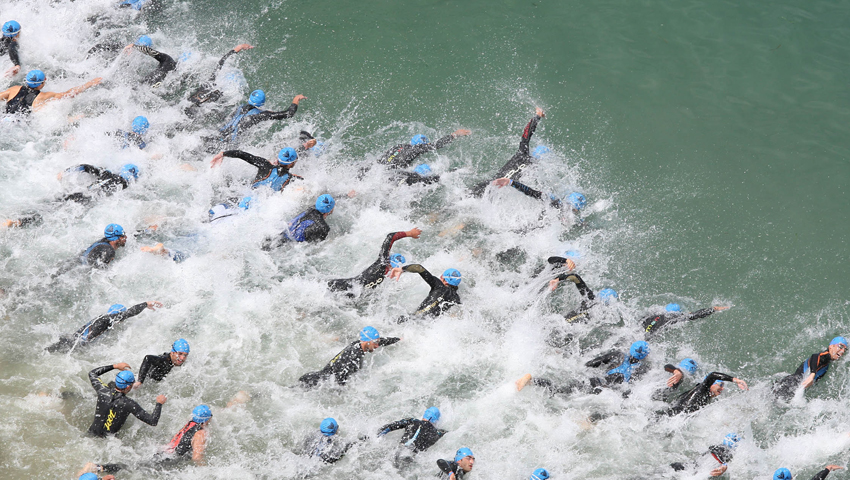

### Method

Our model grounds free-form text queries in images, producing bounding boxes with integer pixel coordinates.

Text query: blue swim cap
[722,433,740,449]
[104,223,125,241]
[2,21,21,38]
[774,468,792,480]
[25,70,46,88]
[248,89,266,107]
[131,116,149,135]
[320,417,339,436]
[629,340,650,360]
[531,468,550,480]
[135,35,152,48]
[172,338,190,354]
[566,192,587,211]
[192,404,213,424]
[79,474,98,480]
[119,164,140,181]
[677,358,698,375]
[597,288,618,305]
[531,145,550,159]
[115,370,135,389]
[360,326,380,342]
[442,268,462,286]
[389,253,406,268]
[423,406,441,423]
[277,147,298,165]
[119,0,147,10]
[178,51,193,63]
[414,164,432,176]
[455,447,474,462]
[410,134,429,146]
[564,249,581,259]
[309,140,325,157]
[107,304,127,315]
[315,194,335,214]
[238,196,253,210]
[665,303,682,312]
[830,336,847,347]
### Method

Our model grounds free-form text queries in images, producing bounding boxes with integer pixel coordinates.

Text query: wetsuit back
[378,134,454,169]
[301,432,353,463]
[396,264,461,322]
[138,352,176,384]
[5,85,40,114]
[80,238,116,268]
[378,418,446,453]
[87,365,162,437]
[298,337,401,387]
[220,104,261,141]
[285,208,330,243]
[167,421,202,456]
[774,350,832,400]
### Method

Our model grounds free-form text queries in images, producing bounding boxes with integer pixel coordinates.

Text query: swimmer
[670,433,741,477]
[46,301,162,353]
[377,406,447,454]
[530,468,550,480]
[547,285,618,348]
[123,36,176,87]
[493,178,588,215]
[263,194,335,248]
[0,69,102,114]
[185,43,254,115]
[773,336,847,401]
[471,108,545,196]
[134,339,190,388]
[155,405,212,466]
[773,466,844,480]
[391,266,462,322]
[1,21,22,77]
[56,163,141,204]
[378,129,471,169]
[87,363,166,437]
[327,228,421,295]
[661,371,748,416]
[213,90,306,146]
[516,340,651,395]
[211,141,315,192]
[641,303,731,337]
[652,358,698,402]
[298,326,400,388]
[301,417,357,464]
[51,224,129,277]
[437,447,475,480]
[395,163,441,186]
[109,116,149,150]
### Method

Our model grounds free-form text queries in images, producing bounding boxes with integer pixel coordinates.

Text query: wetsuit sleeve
[433,134,455,150]
[437,459,455,474]
[517,115,542,155]
[137,354,157,384]
[378,418,414,435]
[254,103,298,121]
[88,365,115,392]
[402,264,442,289]
[555,273,595,300]
[134,45,168,62]
[8,41,20,67]
[67,164,103,176]
[377,337,401,347]
[585,350,622,368]
[703,371,735,387]
[223,150,269,169]
[208,49,237,82]
[129,399,162,426]
[378,231,408,264]
[510,180,545,200]
[686,308,715,320]
[809,469,831,480]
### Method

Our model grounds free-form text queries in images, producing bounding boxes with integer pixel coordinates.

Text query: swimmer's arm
[377,418,412,436]
[547,256,576,270]
[131,395,165,426]
[33,77,103,108]
[221,150,268,168]
[402,264,441,288]
[378,230,417,263]
[432,133,456,150]
[801,371,817,389]
[585,350,621,368]
[191,428,208,465]
[135,354,160,385]
[0,85,21,101]
[811,466,844,480]
[517,109,544,154]
[686,308,718,321]
[664,364,684,388]
[88,364,123,391]
[8,41,20,70]
[378,337,401,347]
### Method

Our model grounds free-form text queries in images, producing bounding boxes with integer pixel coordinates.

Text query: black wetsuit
[60,164,130,204]
[134,44,177,86]
[811,469,836,480]
[185,49,240,115]
[530,350,649,396]
[138,352,177,384]
[298,337,401,387]
[471,114,542,196]
[395,170,441,186]
[216,102,299,145]
[328,231,410,293]
[377,418,446,453]
[221,150,300,191]
[301,432,354,463]
[46,303,147,353]
[87,365,162,437]
[663,371,735,416]
[507,179,562,208]
[5,85,39,114]
[110,130,147,150]
[396,264,461,323]
[378,134,456,169]
[554,272,596,323]
[265,208,330,249]
[774,350,833,400]
[0,37,21,70]
[641,308,716,337]
[670,443,734,472]
[79,237,117,267]
[437,459,468,480]
[652,364,690,402]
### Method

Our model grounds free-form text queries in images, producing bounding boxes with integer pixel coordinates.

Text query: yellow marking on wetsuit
[104,409,116,431]
[416,298,442,315]
[363,277,384,289]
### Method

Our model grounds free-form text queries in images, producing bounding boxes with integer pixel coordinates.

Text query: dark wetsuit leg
[532,377,580,396]
[46,336,76,353]
[774,373,803,401]
[327,278,355,292]
[298,371,330,388]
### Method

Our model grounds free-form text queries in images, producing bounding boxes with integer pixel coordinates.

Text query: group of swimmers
[1,2,847,480]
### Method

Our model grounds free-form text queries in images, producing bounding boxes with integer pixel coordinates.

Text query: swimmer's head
[597,288,619,305]
[709,378,725,396]
[774,468,792,480]
[171,339,189,366]
[359,326,380,342]
[115,370,135,389]
[104,223,126,241]
[722,433,741,449]
[277,147,298,166]
[531,468,550,480]
[829,336,847,360]
[389,253,406,269]
[320,417,339,436]
[531,145,550,159]
[192,404,213,424]
[410,134,429,146]
[565,192,586,211]
[629,340,650,360]
[79,474,98,480]
[414,164,432,176]
[423,406,441,423]
[442,268,462,287]
[677,358,698,375]
[25,70,46,89]
[119,164,140,182]
[132,116,149,135]
[135,35,153,48]
[2,21,21,38]
[315,194,335,214]
[665,303,682,313]
[248,89,266,108]
[107,304,127,315]
[172,338,190,354]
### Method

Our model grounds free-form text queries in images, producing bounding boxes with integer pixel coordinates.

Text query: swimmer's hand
[713,306,731,311]
[233,44,254,53]
[132,381,142,390]
[210,152,225,168]
[113,362,131,371]
[388,267,403,281]
[4,65,20,77]
[732,377,748,391]
[452,128,471,137]
[292,94,307,105]
[146,301,163,310]
[155,395,167,405]
[303,139,317,149]
[406,227,422,239]
[536,107,546,118]
[666,369,684,388]
[824,466,845,472]
[492,178,512,188]
[549,278,560,291]
[516,373,533,391]
[709,464,728,477]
